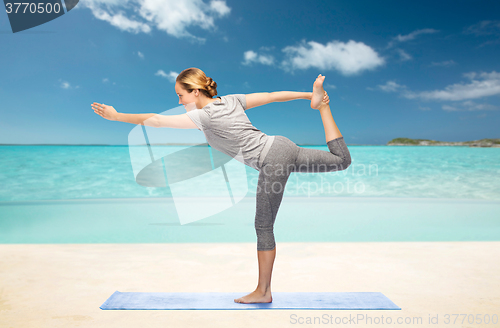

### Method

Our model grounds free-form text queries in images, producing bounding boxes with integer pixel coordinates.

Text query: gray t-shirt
[185,94,275,171]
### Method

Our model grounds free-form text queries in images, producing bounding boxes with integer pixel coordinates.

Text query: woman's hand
[323,91,330,105]
[92,102,118,121]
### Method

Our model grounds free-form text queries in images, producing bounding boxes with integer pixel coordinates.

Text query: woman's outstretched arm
[92,102,198,129]
[245,91,312,110]
[92,102,157,126]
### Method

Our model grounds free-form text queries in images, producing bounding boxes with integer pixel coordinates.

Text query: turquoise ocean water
[1,145,499,243]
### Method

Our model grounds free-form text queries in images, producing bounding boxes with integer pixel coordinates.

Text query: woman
[92,67,351,304]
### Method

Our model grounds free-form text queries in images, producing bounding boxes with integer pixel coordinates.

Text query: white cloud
[442,101,499,112]
[404,71,500,101]
[102,78,109,83]
[464,20,500,36]
[464,21,500,47]
[58,79,79,89]
[155,70,179,83]
[281,39,384,75]
[242,50,275,66]
[396,28,439,42]
[209,0,231,15]
[79,0,231,42]
[378,81,406,92]
[442,105,457,111]
[430,60,456,67]
[325,83,336,89]
[387,28,439,48]
[397,49,412,61]
[86,5,151,34]
[463,72,477,80]
[155,70,168,78]
[137,51,144,59]
[259,46,275,52]
[385,29,438,62]
[395,28,439,42]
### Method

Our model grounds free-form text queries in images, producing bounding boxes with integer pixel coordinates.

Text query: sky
[0,0,499,145]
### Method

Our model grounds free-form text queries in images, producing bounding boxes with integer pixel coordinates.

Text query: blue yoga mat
[100,291,401,310]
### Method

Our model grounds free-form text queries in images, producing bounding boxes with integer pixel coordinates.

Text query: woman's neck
[198,96,221,109]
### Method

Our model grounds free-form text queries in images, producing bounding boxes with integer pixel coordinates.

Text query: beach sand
[1,242,499,327]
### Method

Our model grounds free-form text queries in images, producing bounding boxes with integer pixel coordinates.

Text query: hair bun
[206,77,215,88]
[205,77,218,97]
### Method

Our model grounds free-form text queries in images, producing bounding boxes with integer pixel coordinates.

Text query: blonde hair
[176,67,218,98]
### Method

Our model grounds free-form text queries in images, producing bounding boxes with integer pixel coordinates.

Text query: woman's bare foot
[234,289,272,304]
[311,74,329,109]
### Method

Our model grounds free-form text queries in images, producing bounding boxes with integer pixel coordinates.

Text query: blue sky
[1,0,499,145]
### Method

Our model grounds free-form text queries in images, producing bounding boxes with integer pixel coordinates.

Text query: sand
[1,241,499,327]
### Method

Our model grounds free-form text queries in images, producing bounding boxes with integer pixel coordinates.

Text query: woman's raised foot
[311,74,327,109]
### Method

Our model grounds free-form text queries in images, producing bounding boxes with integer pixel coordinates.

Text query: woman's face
[175,82,197,111]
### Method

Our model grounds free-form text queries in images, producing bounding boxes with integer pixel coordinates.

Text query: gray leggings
[255,135,352,251]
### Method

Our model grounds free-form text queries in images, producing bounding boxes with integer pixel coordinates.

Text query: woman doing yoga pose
[92,67,351,304]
